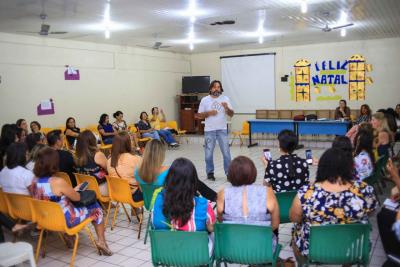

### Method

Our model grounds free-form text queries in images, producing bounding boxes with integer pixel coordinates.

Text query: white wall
[191,38,400,130]
[0,32,191,128]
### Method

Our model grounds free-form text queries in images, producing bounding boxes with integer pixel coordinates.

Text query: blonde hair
[372,112,393,143]
[138,139,166,183]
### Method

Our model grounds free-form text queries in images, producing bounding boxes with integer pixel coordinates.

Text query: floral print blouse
[292,181,378,256]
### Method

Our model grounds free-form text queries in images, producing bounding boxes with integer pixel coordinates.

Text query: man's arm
[197,110,217,119]
[221,102,234,117]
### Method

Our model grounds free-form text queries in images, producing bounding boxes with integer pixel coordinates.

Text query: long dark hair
[99,114,108,125]
[332,136,353,157]
[65,117,76,130]
[209,80,224,93]
[163,158,198,227]
[110,131,132,168]
[75,130,97,167]
[316,148,353,184]
[278,129,298,178]
[0,124,18,169]
[354,130,375,167]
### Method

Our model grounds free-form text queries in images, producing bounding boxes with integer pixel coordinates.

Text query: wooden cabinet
[178,94,207,134]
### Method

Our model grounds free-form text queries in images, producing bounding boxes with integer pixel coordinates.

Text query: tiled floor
[8,138,387,266]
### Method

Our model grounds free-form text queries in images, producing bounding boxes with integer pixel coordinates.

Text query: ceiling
[0,0,399,53]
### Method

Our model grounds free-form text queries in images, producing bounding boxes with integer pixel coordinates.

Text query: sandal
[96,242,113,256]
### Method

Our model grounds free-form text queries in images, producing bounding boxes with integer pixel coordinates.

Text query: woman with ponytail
[264,130,310,192]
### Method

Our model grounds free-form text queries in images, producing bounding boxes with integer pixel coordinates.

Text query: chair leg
[239,135,243,146]
[57,232,69,249]
[105,201,112,228]
[99,201,106,210]
[230,135,236,146]
[111,202,120,230]
[29,248,37,267]
[69,233,79,267]
[137,207,143,239]
[121,203,132,223]
[41,230,48,258]
[35,229,45,262]
[84,226,99,254]
[144,212,152,244]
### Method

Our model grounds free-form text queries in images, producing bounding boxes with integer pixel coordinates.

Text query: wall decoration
[294,59,311,102]
[37,99,55,116]
[64,65,80,80]
[290,54,373,102]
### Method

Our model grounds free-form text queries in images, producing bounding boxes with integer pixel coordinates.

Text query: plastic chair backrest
[140,183,162,211]
[54,172,72,187]
[166,121,178,131]
[0,188,9,214]
[74,173,102,199]
[4,193,33,222]
[30,198,66,232]
[128,124,138,133]
[159,121,167,129]
[242,122,249,135]
[85,125,98,133]
[106,175,133,204]
[214,223,276,265]
[41,128,53,135]
[149,229,211,266]
[308,223,371,266]
[275,191,297,224]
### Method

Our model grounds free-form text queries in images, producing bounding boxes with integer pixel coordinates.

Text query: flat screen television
[182,76,210,94]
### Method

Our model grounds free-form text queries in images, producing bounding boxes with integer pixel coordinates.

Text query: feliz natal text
[311,60,349,86]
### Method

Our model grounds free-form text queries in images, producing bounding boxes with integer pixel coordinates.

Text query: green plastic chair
[301,223,371,267]
[214,223,281,267]
[149,229,213,267]
[139,183,162,244]
[275,191,297,224]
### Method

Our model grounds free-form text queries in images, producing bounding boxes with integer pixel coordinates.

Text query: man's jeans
[204,130,231,175]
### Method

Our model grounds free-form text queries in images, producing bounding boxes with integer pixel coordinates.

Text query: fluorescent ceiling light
[301,0,307,14]
[340,28,346,37]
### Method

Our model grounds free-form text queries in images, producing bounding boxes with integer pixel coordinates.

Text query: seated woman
[113,111,140,152]
[107,131,142,201]
[354,130,375,181]
[136,112,161,140]
[264,130,309,192]
[0,124,18,170]
[355,104,372,125]
[0,143,34,195]
[346,122,373,146]
[150,107,179,147]
[64,117,80,149]
[290,148,377,262]
[152,157,215,233]
[371,112,393,157]
[97,114,117,145]
[30,121,45,139]
[31,147,112,255]
[218,156,279,229]
[16,119,29,136]
[334,99,351,121]
[26,144,46,171]
[75,130,109,196]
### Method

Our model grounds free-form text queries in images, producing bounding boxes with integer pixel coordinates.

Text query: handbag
[72,190,97,207]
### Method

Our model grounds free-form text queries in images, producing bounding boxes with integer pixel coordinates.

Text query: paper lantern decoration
[294,59,311,102]
[348,54,366,101]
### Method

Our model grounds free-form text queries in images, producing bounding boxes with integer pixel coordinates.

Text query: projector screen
[221,53,275,113]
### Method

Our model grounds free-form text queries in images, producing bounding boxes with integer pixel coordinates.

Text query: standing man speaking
[197,80,234,181]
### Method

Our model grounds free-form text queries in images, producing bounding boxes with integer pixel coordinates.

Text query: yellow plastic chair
[54,172,72,187]
[4,193,33,222]
[29,198,98,267]
[0,188,9,215]
[74,173,110,210]
[85,125,112,153]
[230,121,249,146]
[128,124,151,144]
[166,120,188,144]
[159,121,167,129]
[105,175,144,239]
[41,128,54,135]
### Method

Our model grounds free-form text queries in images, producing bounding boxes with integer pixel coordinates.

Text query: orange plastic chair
[0,188,9,215]
[74,173,110,210]
[3,193,33,222]
[105,175,144,238]
[41,128,54,135]
[29,198,98,267]
[54,172,72,187]
[230,121,249,146]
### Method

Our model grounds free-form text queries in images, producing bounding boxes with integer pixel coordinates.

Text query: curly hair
[162,158,198,227]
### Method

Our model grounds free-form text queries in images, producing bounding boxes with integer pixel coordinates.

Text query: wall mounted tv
[182,76,210,94]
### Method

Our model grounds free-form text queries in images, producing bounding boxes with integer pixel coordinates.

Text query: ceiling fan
[19,13,67,36]
[319,22,354,32]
